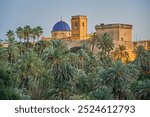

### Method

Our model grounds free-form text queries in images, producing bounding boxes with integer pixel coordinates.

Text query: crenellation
[95,23,132,30]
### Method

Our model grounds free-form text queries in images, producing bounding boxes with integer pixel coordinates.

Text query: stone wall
[95,23,135,60]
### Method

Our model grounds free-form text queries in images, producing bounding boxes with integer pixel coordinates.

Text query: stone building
[41,16,149,61]
[42,15,88,40]
[95,23,135,60]
[51,21,71,39]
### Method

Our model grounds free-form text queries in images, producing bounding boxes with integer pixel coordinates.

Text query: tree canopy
[0,27,150,100]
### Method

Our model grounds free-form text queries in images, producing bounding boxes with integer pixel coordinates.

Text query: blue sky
[0,0,150,41]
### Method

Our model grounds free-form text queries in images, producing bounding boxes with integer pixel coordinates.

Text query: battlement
[72,15,87,19]
[95,23,132,30]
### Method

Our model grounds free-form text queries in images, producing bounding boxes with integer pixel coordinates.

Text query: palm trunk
[37,36,39,42]
[26,38,29,50]
[91,38,95,53]
[113,79,119,100]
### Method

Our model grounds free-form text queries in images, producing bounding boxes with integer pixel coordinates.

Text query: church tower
[71,15,88,40]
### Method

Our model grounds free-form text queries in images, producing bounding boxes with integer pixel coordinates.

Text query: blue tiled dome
[52,21,71,32]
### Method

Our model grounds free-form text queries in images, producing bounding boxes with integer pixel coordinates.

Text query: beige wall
[95,24,132,41]
[96,28,119,41]
[51,31,71,39]
[134,40,150,50]
[119,28,132,42]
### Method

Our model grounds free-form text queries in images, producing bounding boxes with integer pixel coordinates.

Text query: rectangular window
[75,22,78,27]
[82,22,84,27]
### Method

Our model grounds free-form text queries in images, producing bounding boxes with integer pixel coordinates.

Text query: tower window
[75,22,78,27]
[82,22,84,27]
[61,33,64,37]
[121,37,123,41]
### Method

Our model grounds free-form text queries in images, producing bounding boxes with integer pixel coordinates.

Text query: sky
[0,0,150,41]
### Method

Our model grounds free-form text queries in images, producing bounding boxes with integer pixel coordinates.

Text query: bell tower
[71,15,88,40]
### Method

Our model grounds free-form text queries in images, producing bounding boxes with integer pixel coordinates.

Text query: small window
[82,22,84,27]
[75,22,78,27]
[54,33,57,37]
[61,33,64,37]
[121,37,123,41]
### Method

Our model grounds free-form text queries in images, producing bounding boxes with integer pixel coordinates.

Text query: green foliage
[131,80,150,100]
[113,45,129,63]
[96,33,114,68]
[90,87,113,100]
[70,94,90,100]
[133,45,150,73]
[97,33,114,54]
[1,28,150,100]
[0,62,20,99]
[96,61,139,99]
[75,69,90,95]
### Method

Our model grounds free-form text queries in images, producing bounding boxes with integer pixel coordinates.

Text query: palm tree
[47,84,73,100]
[97,61,139,99]
[42,40,75,99]
[90,86,113,100]
[31,28,37,43]
[6,30,16,44]
[89,32,98,53]
[23,25,32,49]
[7,43,19,64]
[97,33,114,56]
[77,48,89,70]
[0,61,20,99]
[28,69,53,99]
[35,26,43,42]
[131,80,150,100]
[113,45,129,63]
[74,69,89,95]
[5,30,19,64]
[34,40,51,57]
[6,30,15,40]
[96,33,114,68]
[67,52,80,69]
[133,45,150,73]
[16,50,43,89]
[16,27,23,42]
[0,47,8,62]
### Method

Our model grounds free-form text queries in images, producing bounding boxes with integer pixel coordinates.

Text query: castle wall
[95,23,135,60]
[96,27,119,41]
[119,27,132,42]
[134,40,150,50]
